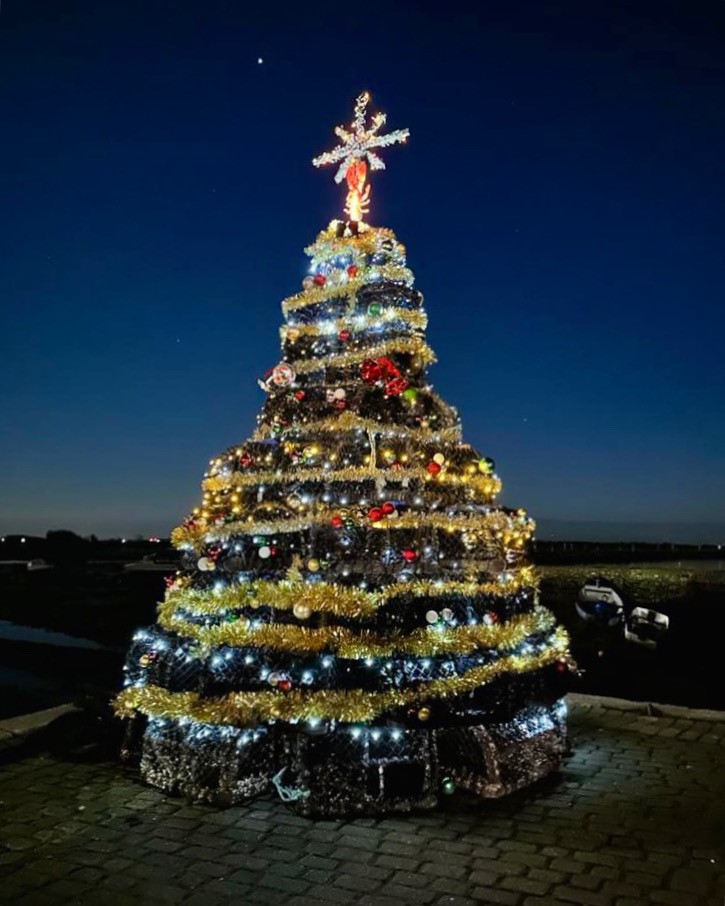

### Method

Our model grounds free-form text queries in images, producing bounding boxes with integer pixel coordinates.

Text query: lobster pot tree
[116,92,573,817]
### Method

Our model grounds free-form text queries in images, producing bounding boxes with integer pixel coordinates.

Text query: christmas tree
[115,92,573,816]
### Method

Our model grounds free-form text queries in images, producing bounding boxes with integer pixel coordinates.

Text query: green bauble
[478,457,495,475]
[367,302,383,317]
[402,387,419,403]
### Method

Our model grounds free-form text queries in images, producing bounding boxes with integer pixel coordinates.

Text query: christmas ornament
[426,461,442,476]
[197,557,215,571]
[368,507,384,522]
[401,549,417,563]
[478,457,495,474]
[272,363,296,387]
[338,329,351,342]
[377,356,400,378]
[432,453,446,466]
[381,501,396,515]
[238,451,253,468]
[313,274,326,286]
[294,390,306,401]
[302,276,314,290]
[367,302,382,317]
[307,558,321,572]
[330,515,344,529]
[441,777,456,795]
[361,359,384,383]
[293,603,312,620]
[417,707,431,722]
[347,265,358,277]
[384,376,409,397]
[401,387,419,402]
[425,610,439,624]
[258,546,272,559]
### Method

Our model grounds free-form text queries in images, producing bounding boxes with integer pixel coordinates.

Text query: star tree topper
[312,91,410,223]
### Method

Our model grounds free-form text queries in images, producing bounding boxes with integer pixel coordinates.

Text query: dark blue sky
[1,1,724,541]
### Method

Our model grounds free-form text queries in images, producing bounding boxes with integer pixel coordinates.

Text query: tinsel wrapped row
[157,571,537,622]
[116,628,569,724]
[159,606,556,657]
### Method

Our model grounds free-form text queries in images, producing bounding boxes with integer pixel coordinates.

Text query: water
[0,620,110,650]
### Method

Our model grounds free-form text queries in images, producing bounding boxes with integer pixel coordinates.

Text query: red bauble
[384,376,409,397]
[381,501,396,515]
[426,461,442,476]
[401,549,418,563]
[278,679,293,692]
[368,507,383,522]
[556,662,567,673]
[294,390,306,401]
[361,360,384,383]
[330,515,344,528]
[313,274,326,286]
[238,452,253,468]
[338,329,351,342]
[334,399,347,410]
[347,265,358,277]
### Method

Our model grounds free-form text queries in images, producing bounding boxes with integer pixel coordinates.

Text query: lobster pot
[437,700,568,798]
[139,718,275,806]
[281,726,439,817]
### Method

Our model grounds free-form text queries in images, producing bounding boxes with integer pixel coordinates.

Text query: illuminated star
[312,91,409,184]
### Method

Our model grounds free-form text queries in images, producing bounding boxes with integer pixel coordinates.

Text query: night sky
[2,1,724,542]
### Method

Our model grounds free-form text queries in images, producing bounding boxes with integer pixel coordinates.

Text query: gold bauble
[293,603,312,620]
[417,706,431,721]
[307,558,321,572]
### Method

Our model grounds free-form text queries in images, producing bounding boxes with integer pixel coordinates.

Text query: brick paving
[0,696,723,905]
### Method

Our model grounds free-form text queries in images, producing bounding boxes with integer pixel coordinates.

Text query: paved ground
[0,695,723,905]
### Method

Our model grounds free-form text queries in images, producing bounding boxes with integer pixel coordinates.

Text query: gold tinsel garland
[171,507,533,550]
[253,412,463,443]
[289,335,436,375]
[201,465,501,498]
[280,307,427,341]
[158,570,537,623]
[114,629,570,725]
[303,224,401,261]
[282,263,414,316]
[160,607,555,658]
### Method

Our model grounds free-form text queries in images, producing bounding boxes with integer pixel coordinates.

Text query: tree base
[130,700,568,816]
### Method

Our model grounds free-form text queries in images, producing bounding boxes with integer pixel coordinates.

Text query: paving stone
[470,886,522,904]
[0,697,722,905]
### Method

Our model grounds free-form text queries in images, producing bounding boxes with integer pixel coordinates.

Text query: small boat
[124,554,180,572]
[624,607,670,649]
[575,577,624,627]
